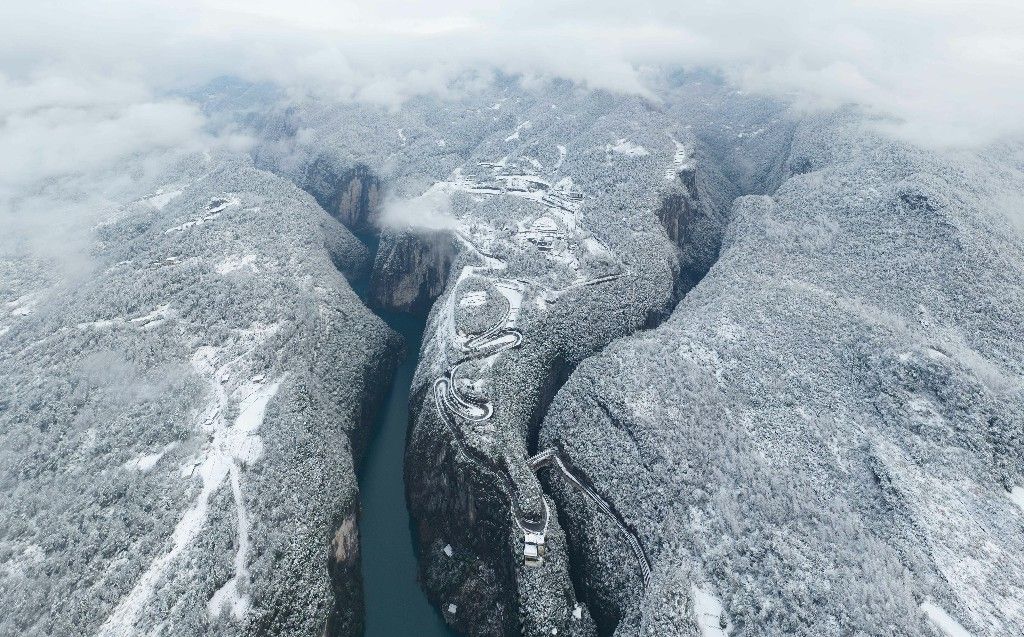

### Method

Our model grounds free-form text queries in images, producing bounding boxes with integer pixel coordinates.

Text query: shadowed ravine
[356,309,456,637]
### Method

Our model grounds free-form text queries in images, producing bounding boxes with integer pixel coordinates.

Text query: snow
[665,136,691,180]
[135,452,165,472]
[692,585,731,637]
[607,139,649,157]
[165,196,239,233]
[130,304,172,329]
[145,189,182,210]
[76,319,117,330]
[207,465,253,621]
[125,442,178,472]
[205,196,240,214]
[216,254,259,275]
[1007,486,1024,514]
[1,543,45,578]
[505,120,532,142]
[165,213,221,233]
[447,603,457,614]
[555,145,567,168]
[493,282,524,326]
[397,128,407,144]
[459,291,488,308]
[98,344,285,635]
[77,305,172,331]
[6,294,40,317]
[921,601,974,637]
[436,138,447,147]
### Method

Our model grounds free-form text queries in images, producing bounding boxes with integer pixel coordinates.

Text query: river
[357,309,457,637]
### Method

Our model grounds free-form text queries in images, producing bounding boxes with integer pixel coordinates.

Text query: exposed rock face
[656,152,737,297]
[539,115,1024,636]
[371,230,457,315]
[0,157,400,637]
[299,157,382,236]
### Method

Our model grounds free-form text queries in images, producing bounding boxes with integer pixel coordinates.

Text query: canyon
[1,75,1022,637]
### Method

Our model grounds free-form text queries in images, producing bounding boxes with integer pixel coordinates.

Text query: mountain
[2,73,1022,637]
[0,157,399,636]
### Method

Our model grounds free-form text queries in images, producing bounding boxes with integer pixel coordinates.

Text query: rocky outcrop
[300,157,382,236]
[371,230,457,315]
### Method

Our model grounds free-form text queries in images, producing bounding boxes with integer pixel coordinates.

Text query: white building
[523,531,546,566]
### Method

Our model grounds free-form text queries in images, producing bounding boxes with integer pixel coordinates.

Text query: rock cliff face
[538,115,1024,636]
[298,158,383,237]
[0,157,400,637]
[371,230,457,315]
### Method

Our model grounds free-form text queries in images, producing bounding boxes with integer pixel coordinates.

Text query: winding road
[429,248,650,590]
[422,169,656,597]
[528,449,652,589]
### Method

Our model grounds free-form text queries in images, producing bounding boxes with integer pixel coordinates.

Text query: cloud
[379,188,461,233]
[0,71,233,275]
[1,0,1022,273]
[3,0,1023,146]
[0,77,205,189]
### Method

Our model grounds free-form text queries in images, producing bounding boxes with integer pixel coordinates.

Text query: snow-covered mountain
[1,72,1022,637]
[0,157,398,636]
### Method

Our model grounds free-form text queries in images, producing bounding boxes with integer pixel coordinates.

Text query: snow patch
[164,196,239,233]
[130,304,172,330]
[922,601,974,637]
[77,305,172,331]
[554,145,567,168]
[606,139,649,157]
[125,442,178,472]
[665,136,691,180]
[459,291,488,308]
[505,120,532,142]
[1008,486,1024,514]
[692,585,731,637]
[216,254,259,275]
[6,293,40,317]
[145,189,182,210]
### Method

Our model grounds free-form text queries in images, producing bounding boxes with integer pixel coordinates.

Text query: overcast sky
[2,0,1023,262]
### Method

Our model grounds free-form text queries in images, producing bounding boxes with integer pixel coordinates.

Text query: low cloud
[1,0,1023,271]
[4,0,1023,146]
[379,188,461,233]
[0,71,242,275]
